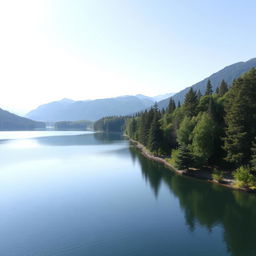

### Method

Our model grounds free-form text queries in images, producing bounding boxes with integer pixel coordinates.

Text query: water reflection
[129,146,256,256]
[35,132,125,146]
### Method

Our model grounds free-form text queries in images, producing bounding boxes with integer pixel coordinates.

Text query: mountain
[153,93,175,102]
[158,58,256,109]
[0,108,45,130]
[26,95,155,122]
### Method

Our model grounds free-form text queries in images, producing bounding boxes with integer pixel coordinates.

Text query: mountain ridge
[0,108,45,130]
[158,58,256,109]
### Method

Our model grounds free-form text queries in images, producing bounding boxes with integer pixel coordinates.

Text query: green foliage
[123,68,256,175]
[223,68,256,166]
[184,88,198,117]
[233,166,256,188]
[94,116,127,132]
[218,80,228,96]
[167,98,176,114]
[177,116,195,146]
[191,113,215,165]
[147,111,163,154]
[175,144,193,170]
[205,80,213,95]
[212,169,224,182]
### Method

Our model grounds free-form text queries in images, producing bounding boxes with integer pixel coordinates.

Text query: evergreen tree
[219,80,228,96]
[205,80,213,95]
[167,98,176,114]
[147,110,162,153]
[184,88,198,117]
[177,101,181,108]
[215,87,219,94]
[223,68,256,165]
[207,97,216,120]
[175,144,193,170]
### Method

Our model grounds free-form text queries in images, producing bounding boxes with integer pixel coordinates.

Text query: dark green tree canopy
[205,80,213,95]
[219,80,229,96]
[223,68,256,165]
[184,88,198,117]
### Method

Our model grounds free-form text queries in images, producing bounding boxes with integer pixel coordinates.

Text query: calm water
[0,131,255,256]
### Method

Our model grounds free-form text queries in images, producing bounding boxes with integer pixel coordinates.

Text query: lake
[0,131,255,256]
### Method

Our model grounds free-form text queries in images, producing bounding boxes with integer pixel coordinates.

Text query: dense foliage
[94,116,127,132]
[125,68,256,187]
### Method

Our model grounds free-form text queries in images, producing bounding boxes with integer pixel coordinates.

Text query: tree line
[125,68,256,188]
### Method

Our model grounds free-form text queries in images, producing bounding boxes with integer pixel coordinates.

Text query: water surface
[0,131,255,256]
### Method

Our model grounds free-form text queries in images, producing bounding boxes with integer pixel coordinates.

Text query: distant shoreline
[128,137,255,194]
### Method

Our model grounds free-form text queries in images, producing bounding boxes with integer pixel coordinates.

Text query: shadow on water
[129,146,256,256]
[35,132,125,146]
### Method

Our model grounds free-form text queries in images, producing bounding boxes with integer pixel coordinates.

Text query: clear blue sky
[0,0,255,114]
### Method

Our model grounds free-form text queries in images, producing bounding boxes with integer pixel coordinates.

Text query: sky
[0,0,255,115]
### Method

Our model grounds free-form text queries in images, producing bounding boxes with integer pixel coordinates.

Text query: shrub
[233,166,256,188]
[212,169,224,182]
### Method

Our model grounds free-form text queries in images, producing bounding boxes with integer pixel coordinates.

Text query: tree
[223,68,256,165]
[175,144,193,170]
[184,88,198,117]
[218,80,228,96]
[147,110,162,153]
[167,98,176,114]
[191,113,215,165]
[197,90,202,99]
[205,80,213,95]
[177,116,196,146]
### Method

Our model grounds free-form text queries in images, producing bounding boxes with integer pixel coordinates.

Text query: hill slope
[0,108,45,130]
[26,96,154,122]
[158,58,256,109]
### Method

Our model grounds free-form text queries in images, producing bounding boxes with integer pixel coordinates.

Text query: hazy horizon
[0,0,255,115]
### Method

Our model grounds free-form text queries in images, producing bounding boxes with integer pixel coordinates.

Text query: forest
[96,68,256,189]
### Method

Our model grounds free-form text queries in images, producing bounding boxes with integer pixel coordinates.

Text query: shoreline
[128,138,254,194]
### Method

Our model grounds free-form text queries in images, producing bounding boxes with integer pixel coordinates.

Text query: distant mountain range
[24,58,256,122]
[158,58,256,109]
[0,108,45,131]
[26,94,174,122]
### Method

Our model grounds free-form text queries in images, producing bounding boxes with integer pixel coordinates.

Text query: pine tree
[184,88,198,117]
[219,80,228,96]
[215,87,219,94]
[205,80,213,95]
[175,144,193,170]
[223,68,256,165]
[147,110,162,153]
[167,98,176,114]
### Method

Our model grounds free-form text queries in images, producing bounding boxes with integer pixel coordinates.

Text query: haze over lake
[0,131,255,256]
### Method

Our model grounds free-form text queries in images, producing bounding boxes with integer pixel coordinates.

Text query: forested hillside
[0,108,45,130]
[125,68,256,189]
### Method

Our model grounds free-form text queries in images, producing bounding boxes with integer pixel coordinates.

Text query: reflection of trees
[129,146,256,256]
[35,132,124,146]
